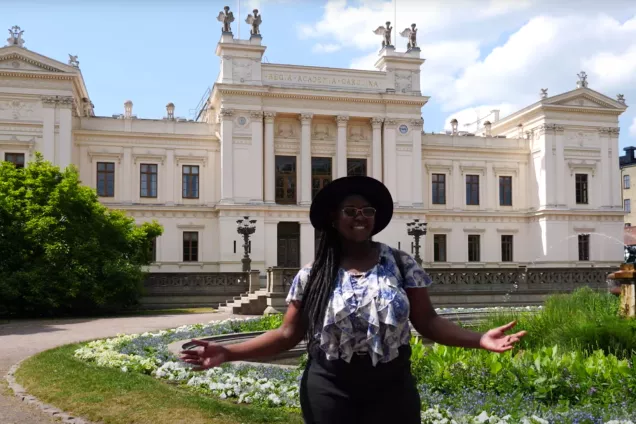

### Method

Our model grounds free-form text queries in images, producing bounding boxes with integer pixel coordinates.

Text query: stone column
[383,119,397,203]
[219,109,234,203]
[56,97,73,169]
[251,111,264,202]
[518,161,527,211]
[543,125,556,208]
[610,128,621,208]
[371,117,383,180]
[206,149,216,206]
[555,126,565,207]
[453,161,462,210]
[299,113,313,205]
[599,128,610,208]
[336,115,349,178]
[41,97,56,163]
[263,112,276,204]
[165,149,175,205]
[300,221,314,267]
[411,118,424,206]
[488,162,496,211]
[122,147,132,204]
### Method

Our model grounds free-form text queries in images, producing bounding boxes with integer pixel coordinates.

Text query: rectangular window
[468,234,481,262]
[183,232,199,262]
[347,158,367,177]
[182,165,200,199]
[4,152,25,168]
[575,174,588,204]
[275,156,297,204]
[578,234,590,261]
[96,162,115,197]
[625,175,631,189]
[501,235,514,262]
[140,164,158,198]
[499,176,513,206]
[626,199,632,213]
[311,157,332,199]
[432,174,446,205]
[466,175,480,205]
[433,234,447,262]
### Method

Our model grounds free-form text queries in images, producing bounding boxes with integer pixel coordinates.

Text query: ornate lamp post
[237,216,256,272]
[406,219,427,266]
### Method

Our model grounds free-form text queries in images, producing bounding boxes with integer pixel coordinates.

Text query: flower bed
[73,304,636,424]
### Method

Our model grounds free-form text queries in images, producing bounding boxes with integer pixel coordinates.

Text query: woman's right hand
[179,339,229,371]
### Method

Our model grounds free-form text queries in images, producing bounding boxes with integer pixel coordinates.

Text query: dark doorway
[277,222,300,268]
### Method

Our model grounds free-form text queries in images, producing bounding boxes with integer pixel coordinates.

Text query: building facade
[0,25,627,275]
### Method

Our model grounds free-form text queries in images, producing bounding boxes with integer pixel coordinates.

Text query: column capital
[384,119,398,127]
[370,117,384,128]
[264,111,276,123]
[336,115,350,127]
[219,108,234,120]
[299,113,313,123]
[41,95,74,109]
[250,110,264,119]
[410,118,424,128]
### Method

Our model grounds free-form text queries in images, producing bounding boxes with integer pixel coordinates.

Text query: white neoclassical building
[0,24,627,275]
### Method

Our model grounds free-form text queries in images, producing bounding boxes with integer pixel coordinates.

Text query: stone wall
[141,272,250,309]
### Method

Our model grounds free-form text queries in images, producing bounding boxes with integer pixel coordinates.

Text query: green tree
[0,154,163,317]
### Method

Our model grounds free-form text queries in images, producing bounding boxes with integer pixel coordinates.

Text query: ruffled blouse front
[286,243,432,366]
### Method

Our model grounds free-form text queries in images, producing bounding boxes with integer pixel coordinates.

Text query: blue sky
[5,0,636,151]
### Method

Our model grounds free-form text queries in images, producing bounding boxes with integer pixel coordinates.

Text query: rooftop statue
[373,21,393,48]
[399,24,418,49]
[68,54,80,68]
[246,9,262,36]
[6,25,25,47]
[217,6,235,33]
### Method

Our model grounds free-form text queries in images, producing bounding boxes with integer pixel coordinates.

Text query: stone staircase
[217,288,270,315]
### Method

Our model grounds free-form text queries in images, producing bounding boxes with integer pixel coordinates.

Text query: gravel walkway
[0,312,236,424]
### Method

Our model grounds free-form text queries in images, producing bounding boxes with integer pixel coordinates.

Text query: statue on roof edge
[217,6,235,33]
[7,25,25,47]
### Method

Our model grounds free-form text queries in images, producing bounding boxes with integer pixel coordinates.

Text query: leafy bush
[0,154,162,317]
[475,287,636,357]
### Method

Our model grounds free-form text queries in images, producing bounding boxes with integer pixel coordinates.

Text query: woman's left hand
[479,321,527,353]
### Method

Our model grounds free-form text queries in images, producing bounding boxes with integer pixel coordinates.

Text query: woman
[181,176,526,424]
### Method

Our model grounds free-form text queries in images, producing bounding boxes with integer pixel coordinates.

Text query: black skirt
[299,344,421,424]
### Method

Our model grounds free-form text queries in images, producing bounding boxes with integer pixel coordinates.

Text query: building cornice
[214,85,429,107]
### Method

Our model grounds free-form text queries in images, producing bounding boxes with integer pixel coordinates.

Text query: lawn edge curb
[5,356,98,424]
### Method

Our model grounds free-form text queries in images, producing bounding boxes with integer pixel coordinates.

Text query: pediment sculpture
[399,24,418,50]
[6,26,25,47]
[246,9,262,36]
[373,22,393,48]
[217,6,235,33]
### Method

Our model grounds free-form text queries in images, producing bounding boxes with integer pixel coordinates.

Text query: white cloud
[441,103,519,133]
[313,43,342,53]
[298,0,636,134]
[630,117,636,137]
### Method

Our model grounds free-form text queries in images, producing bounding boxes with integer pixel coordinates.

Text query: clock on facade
[238,116,247,126]
[399,124,409,134]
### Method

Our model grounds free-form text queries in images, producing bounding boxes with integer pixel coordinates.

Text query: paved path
[0,312,236,424]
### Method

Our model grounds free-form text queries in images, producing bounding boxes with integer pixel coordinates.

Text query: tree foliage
[0,154,163,317]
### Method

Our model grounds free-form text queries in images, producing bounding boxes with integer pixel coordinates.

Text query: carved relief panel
[232,58,253,84]
[275,118,299,140]
[565,130,596,147]
[0,99,37,120]
[395,70,413,94]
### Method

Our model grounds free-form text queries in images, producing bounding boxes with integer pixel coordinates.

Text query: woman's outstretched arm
[180,301,305,370]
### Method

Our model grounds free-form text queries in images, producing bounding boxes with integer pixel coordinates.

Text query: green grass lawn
[15,344,303,424]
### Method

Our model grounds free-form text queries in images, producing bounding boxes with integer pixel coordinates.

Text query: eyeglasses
[342,207,377,218]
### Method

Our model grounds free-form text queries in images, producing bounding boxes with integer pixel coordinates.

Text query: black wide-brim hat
[309,176,393,235]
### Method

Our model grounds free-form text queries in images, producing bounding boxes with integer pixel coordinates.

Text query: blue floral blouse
[286,243,433,366]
